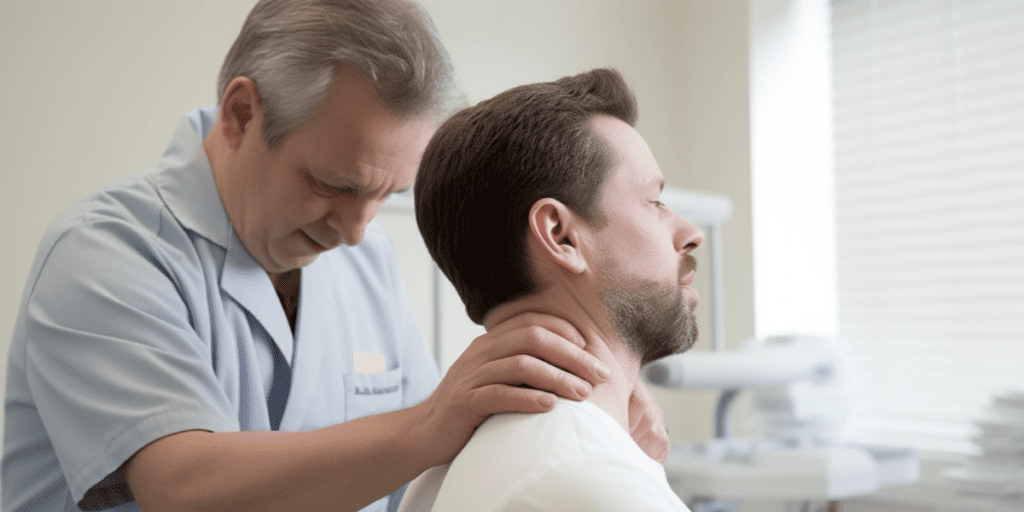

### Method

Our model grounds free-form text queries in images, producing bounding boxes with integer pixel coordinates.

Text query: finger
[630,413,651,435]
[489,325,610,386]
[473,354,593,401]
[629,416,670,462]
[647,434,671,463]
[627,382,671,462]
[489,311,587,348]
[464,383,559,417]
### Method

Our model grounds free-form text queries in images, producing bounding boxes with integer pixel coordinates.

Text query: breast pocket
[343,366,405,422]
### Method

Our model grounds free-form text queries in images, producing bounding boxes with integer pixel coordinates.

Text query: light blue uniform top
[2,108,440,512]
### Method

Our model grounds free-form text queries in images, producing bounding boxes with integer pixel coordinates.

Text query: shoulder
[484,401,689,511]
[462,400,627,468]
[50,171,164,236]
[30,175,172,281]
[37,168,203,268]
[45,171,201,264]
[494,454,689,512]
[19,173,212,338]
[435,402,688,512]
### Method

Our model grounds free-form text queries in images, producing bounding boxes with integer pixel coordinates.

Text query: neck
[270,269,301,333]
[484,286,640,429]
[204,125,300,334]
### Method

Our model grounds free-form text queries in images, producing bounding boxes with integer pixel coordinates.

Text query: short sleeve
[23,218,238,507]
[493,456,690,512]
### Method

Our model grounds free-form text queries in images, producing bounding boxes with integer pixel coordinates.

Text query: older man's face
[226,67,434,278]
[587,116,704,365]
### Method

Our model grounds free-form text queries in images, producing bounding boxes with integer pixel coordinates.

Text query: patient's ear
[528,198,588,275]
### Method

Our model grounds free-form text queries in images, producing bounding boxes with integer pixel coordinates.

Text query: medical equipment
[646,335,920,510]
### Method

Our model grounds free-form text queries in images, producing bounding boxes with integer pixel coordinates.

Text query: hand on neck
[483,284,641,430]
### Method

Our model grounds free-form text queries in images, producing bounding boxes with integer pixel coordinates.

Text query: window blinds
[830,0,1024,454]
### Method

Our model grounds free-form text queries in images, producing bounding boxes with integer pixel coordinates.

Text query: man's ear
[528,198,589,275]
[218,77,262,150]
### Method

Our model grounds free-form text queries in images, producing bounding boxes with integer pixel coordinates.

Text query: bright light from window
[751,0,838,339]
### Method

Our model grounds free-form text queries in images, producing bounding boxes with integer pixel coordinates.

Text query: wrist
[395,399,446,470]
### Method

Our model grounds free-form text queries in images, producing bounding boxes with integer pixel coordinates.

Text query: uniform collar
[153,106,233,249]
[153,108,296,361]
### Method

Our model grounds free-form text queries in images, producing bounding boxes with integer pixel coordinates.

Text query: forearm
[126,406,433,512]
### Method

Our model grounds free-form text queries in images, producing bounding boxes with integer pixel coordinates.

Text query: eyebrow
[339,176,372,193]
[309,167,412,195]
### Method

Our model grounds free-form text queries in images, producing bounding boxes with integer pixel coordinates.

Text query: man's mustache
[679,254,697,276]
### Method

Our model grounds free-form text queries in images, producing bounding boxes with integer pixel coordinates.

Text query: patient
[404,68,702,511]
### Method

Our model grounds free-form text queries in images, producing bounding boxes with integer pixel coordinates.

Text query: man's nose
[674,214,704,254]
[328,198,384,246]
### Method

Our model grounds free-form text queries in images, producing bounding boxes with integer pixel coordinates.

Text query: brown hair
[415,68,638,324]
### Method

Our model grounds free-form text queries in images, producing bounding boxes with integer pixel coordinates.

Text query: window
[830,0,1024,454]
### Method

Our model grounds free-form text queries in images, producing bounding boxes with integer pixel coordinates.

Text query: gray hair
[218,0,455,147]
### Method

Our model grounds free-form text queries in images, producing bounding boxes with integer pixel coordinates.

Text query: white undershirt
[400,399,689,512]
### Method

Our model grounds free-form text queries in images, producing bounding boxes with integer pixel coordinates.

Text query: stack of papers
[945,390,1024,511]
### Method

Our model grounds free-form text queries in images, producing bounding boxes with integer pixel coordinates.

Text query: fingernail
[576,382,592,399]
[596,362,611,380]
[539,394,556,408]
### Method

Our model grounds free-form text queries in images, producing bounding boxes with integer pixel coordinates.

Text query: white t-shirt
[400,399,690,512]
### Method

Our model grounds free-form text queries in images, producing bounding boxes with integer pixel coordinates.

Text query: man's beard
[599,256,698,367]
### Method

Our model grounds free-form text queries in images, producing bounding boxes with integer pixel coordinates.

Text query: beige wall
[0,0,753,445]
[0,1,258,444]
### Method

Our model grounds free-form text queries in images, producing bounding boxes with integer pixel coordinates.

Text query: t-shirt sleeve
[22,219,238,508]
[493,456,691,512]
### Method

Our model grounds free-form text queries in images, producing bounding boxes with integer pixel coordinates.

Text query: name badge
[353,351,386,374]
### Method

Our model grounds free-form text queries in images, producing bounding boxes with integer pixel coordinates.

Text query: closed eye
[305,170,356,198]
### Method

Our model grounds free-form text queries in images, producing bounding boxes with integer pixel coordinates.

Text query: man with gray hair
[2,1,672,511]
